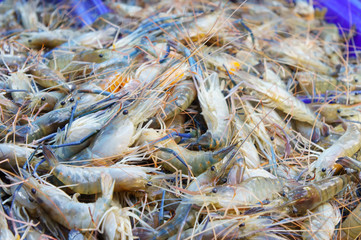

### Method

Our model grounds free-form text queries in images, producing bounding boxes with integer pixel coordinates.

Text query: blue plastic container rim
[312,0,361,54]
[1,0,360,51]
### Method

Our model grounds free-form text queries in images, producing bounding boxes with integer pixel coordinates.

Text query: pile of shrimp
[2,0,361,239]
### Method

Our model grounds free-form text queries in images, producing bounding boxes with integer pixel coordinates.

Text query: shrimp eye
[270,136,274,141]
[123,109,128,115]
[31,188,36,194]
[337,109,341,113]
[221,177,227,183]
[28,39,32,43]
[239,223,245,227]
[355,79,359,83]
[41,97,46,101]
[99,54,104,58]
[69,97,74,102]
[29,197,34,202]
[212,188,217,193]
[321,168,327,172]
[60,101,66,105]
[146,181,152,186]
[210,166,215,171]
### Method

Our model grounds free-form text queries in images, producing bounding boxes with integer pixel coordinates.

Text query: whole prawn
[195,72,232,149]
[282,174,356,216]
[43,145,158,194]
[311,123,361,179]
[138,128,234,176]
[21,169,114,231]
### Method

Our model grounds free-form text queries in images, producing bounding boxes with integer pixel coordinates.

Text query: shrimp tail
[100,173,115,200]
[42,145,59,168]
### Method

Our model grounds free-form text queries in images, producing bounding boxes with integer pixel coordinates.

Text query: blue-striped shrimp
[195,72,232,149]
[43,145,158,194]
[21,169,114,231]
[311,124,361,180]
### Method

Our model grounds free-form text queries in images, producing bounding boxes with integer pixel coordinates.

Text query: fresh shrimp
[282,174,356,216]
[74,90,165,159]
[311,124,361,180]
[134,151,234,240]
[54,84,107,110]
[43,145,158,194]
[235,71,324,130]
[265,37,333,75]
[18,29,76,49]
[341,201,361,239]
[159,79,196,121]
[195,72,232,149]
[138,128,234,176]
[53,107,119,160]
[295,71,340,95]
[190,176,284,208]
[13,97,117,142]
[302,202,341,240]
[0,143,47,171]
[168,219,242,240]
[29,64,71,92]
[0,199,16,239]
[7,70,36,105]
[233,114,261,169]
[27,91,65,113]
[21,169,114,231]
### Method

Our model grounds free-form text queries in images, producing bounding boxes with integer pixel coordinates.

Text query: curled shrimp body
[312,124,361,179]
[44,145,157,194]
[302,202,340,240]
[22,170,114,231]
[195,72,231,149]
[342,202,361,239]
[283,174,355,216]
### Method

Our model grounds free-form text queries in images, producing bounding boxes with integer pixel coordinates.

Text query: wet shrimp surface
[1,0,361,239]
